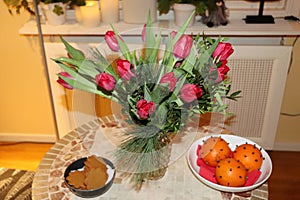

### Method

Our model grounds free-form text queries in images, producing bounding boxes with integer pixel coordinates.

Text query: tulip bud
[95,73,116,92]
[57,72,73,89]
[171,31,193,59]
[209,61,230,83]
[141,24,146,42]
[104,31,119,52]
[212,42,234,61]
[117,59,136,81]
[180,84,202,103]
[160,72,177,92]
[136,99,156,120]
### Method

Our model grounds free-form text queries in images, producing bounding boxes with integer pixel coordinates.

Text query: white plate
[186,134,272,193]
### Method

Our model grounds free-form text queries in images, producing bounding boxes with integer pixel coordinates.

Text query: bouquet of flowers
[54,14,240,189]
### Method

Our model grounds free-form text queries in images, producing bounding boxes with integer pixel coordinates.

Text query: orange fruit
[233,143,263,172]
[215,158,247,187]
[200,136,231,167]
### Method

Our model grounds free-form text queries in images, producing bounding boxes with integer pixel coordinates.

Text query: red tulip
[171,31,193,59]
[136,99,156,120]
[95,73,116,91]
[117,59,136,81]
[104,31,119,52]
[210,61,230,83]
[212,42,234,61]
[159,72,177,92]
[180,84,203,103]
[57,72,73,89]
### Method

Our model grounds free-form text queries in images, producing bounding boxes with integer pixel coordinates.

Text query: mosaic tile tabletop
[32,116,269,200]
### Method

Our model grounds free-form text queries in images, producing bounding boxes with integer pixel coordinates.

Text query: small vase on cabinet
[173,3,195,27]
[122,0,157,24]
[41,2,67,26]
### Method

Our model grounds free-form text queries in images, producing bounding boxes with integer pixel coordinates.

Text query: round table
[31,116,269,200]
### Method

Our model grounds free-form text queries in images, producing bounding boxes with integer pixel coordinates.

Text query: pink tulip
[171,31,193,59]
[212,42,234,61]
[141,24,146,42]
[104,31,119,52]
[117,59,136,81]
[159,72,177,92]
[57,72,73,89]
[136,99,156,119]
[95,73,116,91]
[180,84,203,103]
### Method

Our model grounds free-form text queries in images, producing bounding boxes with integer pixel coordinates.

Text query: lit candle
[80,1,101,27]
[100,0,119,24]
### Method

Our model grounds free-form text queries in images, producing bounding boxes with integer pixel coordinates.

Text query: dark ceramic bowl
[64,157,115,198]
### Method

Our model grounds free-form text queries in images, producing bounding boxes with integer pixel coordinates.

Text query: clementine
[215,158,247,187]
[200,136,231,167]
[233,143,263,172]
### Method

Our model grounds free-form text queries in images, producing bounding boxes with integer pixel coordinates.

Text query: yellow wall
[276,38,300,143]
[0,2,56,136]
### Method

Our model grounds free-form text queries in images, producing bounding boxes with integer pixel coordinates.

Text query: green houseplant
[69,0,85,7]
[158,0,229,27]
[4,0,35,15]
[158,0,208,16]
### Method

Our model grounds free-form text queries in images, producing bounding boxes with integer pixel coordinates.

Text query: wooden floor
[0,142,299,199]
[0,142,54,171]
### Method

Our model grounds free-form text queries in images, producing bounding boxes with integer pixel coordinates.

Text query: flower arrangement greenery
[54,13,240,189]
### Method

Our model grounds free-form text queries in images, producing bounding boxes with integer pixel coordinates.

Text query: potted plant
[40,0,70,25]
[158,0,229,27]
[158,0,207,16]
[4,0,35,15]
[158,0,207,26]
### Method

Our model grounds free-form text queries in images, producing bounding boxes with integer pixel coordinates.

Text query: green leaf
[152,102,168,128]
[56,62,96,89]
[89,48,118,79]
[148,32,162,65]
[172,11,195,44]
[214,92,224,106]
[151,84,170,104]
[227,90,242,101]
[54,57,99,77]
[172,75,186,97]
[60,37,85,61]
[144,84,152,102]
[111,25,131,61]
[145,15,156,61]
[172,97,183,107]
[230,90,242,97]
